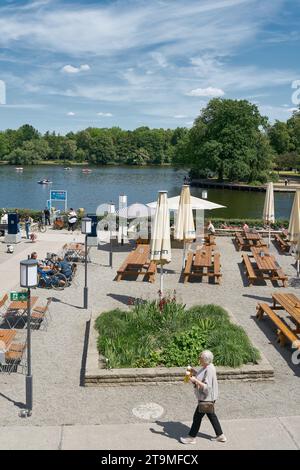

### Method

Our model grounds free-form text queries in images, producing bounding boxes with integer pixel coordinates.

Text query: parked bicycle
[38,218,47,233]
[37,267,67,290]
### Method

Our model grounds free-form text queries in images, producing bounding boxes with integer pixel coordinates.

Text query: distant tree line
[0,125,187,166]
[1,98,300,183]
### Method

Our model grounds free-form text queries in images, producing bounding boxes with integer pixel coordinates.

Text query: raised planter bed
[84,310,274,386]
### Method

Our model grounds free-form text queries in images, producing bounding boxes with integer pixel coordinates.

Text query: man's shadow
[150,421,212,442]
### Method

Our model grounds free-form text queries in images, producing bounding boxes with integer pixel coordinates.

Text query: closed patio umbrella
[174,185,196,268]
[263,182,275,247]
[150,191,171,295]
[295,236,300,277]
[289,190,300,246]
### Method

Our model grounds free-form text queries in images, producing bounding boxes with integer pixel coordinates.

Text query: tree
[61,139,77,161]
[178,98,273,182]
[268,121,291,155]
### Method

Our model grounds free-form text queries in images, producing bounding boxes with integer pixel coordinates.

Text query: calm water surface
[0,165,294,219]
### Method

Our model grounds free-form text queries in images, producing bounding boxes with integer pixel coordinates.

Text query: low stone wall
[84,310,274,386]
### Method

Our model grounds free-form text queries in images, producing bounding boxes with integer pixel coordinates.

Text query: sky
[0,0,299,134]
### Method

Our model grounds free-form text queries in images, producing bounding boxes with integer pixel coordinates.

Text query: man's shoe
[180,436,196,444]
[212,434,227,442]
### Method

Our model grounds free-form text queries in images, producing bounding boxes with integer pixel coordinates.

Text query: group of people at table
[30,252,73,279]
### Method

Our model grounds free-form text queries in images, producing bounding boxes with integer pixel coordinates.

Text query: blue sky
[0,0,299,134]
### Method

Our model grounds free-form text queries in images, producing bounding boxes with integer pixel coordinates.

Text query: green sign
[10,291,28,301]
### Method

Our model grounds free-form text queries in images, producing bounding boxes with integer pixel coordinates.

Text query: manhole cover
[132,402,164,420]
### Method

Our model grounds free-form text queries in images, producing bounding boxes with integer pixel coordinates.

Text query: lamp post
[108,202,115,268]
[81,217,92,309]
[20,259,38,417]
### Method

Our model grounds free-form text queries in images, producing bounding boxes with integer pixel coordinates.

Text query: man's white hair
[200,350,214,364]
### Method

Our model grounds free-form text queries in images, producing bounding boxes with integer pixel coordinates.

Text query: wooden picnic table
[242,253,287,287]
[194,245,213,268]
[250,247,278,272]
[0,329,16,350]
[126,245,150,267]
[184,245,221,284]
[272,293,300,333]
[243,231,262,242]
[116,244,156,282]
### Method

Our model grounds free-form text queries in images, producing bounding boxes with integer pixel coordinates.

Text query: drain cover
[132,402,164,420]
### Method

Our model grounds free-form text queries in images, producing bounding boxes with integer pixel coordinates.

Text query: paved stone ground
[0,232,299,439]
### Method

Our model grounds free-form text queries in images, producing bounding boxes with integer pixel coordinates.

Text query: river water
[0,165,294,219]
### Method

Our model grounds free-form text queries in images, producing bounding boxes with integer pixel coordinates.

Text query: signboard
[50,190,67,212]
[50,190,67,201]
[10,291,28,301]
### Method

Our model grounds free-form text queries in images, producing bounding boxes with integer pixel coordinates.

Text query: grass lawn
[95,299,260,369]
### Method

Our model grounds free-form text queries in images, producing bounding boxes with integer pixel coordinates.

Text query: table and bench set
[0,293,51,374]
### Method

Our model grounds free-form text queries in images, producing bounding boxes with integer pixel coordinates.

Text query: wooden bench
[5,342,26,373]
[213,252,222,284]
[274,234,290,253]
[184,252,194,283]
[256,303,300,348]
[204,234,216,246]
[235,232,245,251]
[273,268,288,288]
[241,254,258,285]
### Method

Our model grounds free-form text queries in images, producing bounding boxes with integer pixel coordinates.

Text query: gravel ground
[0,236,299,426]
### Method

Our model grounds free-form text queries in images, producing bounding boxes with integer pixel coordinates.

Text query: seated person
[57,257,73,279]
[243,222,249,232]
[206,220,215,234]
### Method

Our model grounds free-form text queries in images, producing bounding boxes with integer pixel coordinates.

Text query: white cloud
[151,52,169,68]
[186,87,225,97]
[97,112,113,117]
[67,111,75,116]
[61,64,90,74]
[173,114,188,119]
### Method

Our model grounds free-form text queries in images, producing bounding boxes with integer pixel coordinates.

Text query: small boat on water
[37,179,52,185]
[82,168,92,173]
[64,167,72,170]
[15,167,23,171]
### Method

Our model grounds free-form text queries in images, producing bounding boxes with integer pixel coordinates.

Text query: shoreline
[190,178,299,193]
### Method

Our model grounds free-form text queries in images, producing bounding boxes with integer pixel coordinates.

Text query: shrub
[95,301,260,369]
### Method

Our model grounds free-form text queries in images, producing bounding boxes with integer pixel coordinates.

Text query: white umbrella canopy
[147,195,225,211]
[263,182,275,246]
[289,190,300,244]
[117,203,155,219]
[150,191,171,294]
[174,185,195,268]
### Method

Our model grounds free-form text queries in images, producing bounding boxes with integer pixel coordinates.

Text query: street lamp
[20,259,38,417]
[81,217,92,309]
[108,202,115,268]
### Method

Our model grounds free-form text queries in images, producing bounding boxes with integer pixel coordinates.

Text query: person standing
[24,214,33,239]
[207,220,215,234]
[44,207,51,226]
[68,208,78,232]
[180,350,226,445]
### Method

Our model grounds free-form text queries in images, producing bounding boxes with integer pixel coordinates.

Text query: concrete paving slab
[0,425,61,450]
[278,416,300,449]
[61,417,298,450]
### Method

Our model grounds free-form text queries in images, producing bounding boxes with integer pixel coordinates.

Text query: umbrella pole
[182,241,186,269]
[297,260,299,278]
[160,263,164,295]
[268,225,271,247]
